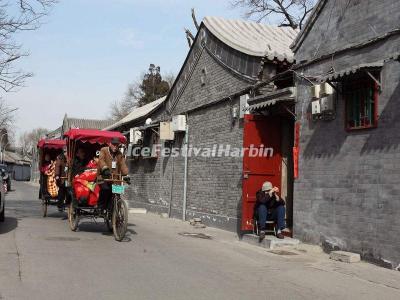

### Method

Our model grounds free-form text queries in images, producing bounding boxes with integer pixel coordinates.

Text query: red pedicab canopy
[63,129,127,144]
[37,139,66,150]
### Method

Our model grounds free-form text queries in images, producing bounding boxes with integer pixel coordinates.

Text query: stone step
[330,251,361,263]
[128,208,147,214]
[241,234,300,250]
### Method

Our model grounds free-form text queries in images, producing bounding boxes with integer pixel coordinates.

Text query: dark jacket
[71,157,87,178]
[55,153,67,184]
[255,189,285,210]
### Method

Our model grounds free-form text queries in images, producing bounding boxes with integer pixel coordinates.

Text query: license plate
[112,185,125,194]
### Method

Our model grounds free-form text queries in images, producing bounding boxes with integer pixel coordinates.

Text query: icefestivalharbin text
[128,144,274,158]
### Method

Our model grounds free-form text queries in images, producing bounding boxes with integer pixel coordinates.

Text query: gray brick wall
[126,48,250,232]
[172,47,252,114]
[294,22,400,268]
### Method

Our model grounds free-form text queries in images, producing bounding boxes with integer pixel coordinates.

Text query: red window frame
[344,73,379,131]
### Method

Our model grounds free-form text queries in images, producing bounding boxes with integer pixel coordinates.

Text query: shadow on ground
[0,217,18,234]
[74,221,137,242]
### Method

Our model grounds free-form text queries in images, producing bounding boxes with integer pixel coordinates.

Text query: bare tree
[0,99,17,129]
[231,0,316,29]
[109,81,143,121]
[18,127,48,155]
[0,0,56,92]
[18,131,31,154]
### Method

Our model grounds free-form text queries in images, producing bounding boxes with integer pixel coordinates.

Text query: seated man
[97,137,129,211]
[255,181,286,241]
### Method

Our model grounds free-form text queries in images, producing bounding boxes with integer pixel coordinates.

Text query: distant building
[61,114,114,136]
[2,150,31,181]
[46,126,62,139]
[46,114,114,139]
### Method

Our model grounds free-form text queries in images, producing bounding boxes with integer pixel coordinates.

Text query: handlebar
[103,179,124,183]
[103,176,131,185]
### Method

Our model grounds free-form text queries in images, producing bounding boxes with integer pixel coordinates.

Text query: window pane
[345,75,378,129]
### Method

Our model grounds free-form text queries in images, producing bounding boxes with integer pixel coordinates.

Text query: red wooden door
[242,114,282,231]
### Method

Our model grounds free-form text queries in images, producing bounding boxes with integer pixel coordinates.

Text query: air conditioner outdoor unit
[130,128,143,144]
[172,115,187,132]
[160,121,175,140]
[311,84,320,99]
[311,100,321,115]
[320,95,335,113]
[320,82,334,96]
[239,94,250,118]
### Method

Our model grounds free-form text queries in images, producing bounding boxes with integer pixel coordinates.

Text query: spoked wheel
[112,196,128,241]
[68,202,79,231]
[42,199,47,217]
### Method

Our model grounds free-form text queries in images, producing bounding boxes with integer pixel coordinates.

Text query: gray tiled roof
[203,16,298,62]
[46,126,62,139]
[66,118,114,130]
[62,116,114,135]
[104,97,166,131]
[3,151,31,165]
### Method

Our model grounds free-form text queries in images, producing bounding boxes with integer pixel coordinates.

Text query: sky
[4,0,244,140]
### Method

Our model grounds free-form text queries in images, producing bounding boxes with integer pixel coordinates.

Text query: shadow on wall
[236,174,243,238]
[302,90,348,159]
[128,157,158,174]
[303,68,400,158]
[299,64,400,268]
[361,81,400,154]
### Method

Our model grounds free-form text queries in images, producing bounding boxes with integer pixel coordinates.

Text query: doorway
[241,114,294,233]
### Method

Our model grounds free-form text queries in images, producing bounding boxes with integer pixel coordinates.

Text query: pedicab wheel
[112,197,128,242]
[42,199,47,217]
[68,202,79,231]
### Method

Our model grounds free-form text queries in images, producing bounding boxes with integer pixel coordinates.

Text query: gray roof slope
[203,16,298,62]
[104,96,166,131]
[3,151,31,165]
[46,126,62,139]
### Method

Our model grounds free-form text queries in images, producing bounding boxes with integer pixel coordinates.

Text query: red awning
[63,129,127,144]
[37,139,66,150]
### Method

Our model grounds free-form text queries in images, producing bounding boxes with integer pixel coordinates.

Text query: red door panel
[242,114,281,231]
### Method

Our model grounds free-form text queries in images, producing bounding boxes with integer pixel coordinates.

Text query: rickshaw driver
[97,137,129,212]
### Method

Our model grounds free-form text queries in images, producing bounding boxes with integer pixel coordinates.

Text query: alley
[0,181,400,300]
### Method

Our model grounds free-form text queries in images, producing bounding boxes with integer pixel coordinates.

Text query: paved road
[1,181,400,300]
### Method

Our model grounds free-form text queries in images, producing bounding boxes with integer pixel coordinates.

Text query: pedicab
[64,129,130,241]
[37,139,67,217]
